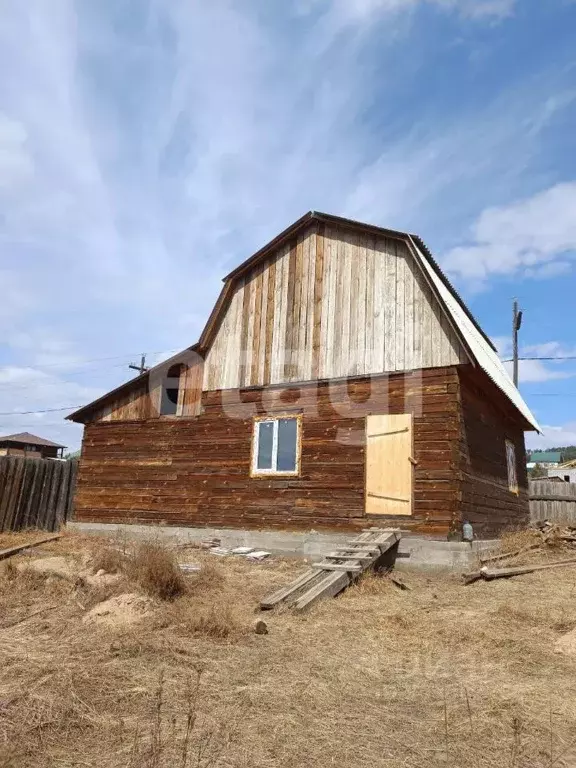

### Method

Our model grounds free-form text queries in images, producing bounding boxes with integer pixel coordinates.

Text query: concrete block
[67,522,495,570]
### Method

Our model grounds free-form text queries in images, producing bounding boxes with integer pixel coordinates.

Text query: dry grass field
[2,530,576,768]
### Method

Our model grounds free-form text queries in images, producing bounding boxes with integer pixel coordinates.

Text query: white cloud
[491,337,576,382]
[0,0,573,440]
[507,359,573,383]
[8,330,85,370]
[443,183,576,285]
[303,0,515,22]
[527,423,576,450]
[0,366,103,450]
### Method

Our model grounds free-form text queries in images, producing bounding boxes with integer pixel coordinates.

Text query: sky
[0,0,575,452]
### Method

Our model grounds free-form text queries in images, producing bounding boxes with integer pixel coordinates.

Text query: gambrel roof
[68,211,539,430]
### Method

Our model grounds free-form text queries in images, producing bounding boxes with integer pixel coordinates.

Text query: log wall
[75,367,465,536]
[91,358,204,422]
[457,366,529,537]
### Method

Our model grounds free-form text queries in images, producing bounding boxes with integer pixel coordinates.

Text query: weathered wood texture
[203,223,467,391]
[92,358,204,423]
[457,366,529,537]
[0,457,78,532]
[74,367,466,536]
[529,481,576,524]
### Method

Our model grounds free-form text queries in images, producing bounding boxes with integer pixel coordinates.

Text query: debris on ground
[254,620,268,634]
[200,537,221,549]
[246,550,271,561]
[82,593,153,628]
[464,556,576,584]
[209,546,272,561]
[388,574,411,590]
[478,522,576,569]
[179,563,201,573]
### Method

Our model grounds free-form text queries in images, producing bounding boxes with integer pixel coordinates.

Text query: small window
[252,417,300,475]
[505,439,518,494]
[160,364,181,416]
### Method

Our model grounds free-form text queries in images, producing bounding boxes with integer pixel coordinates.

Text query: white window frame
[251,416,300,477]
[505,438,518,495]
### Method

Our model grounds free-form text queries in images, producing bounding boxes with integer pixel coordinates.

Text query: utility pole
[512,299,522,387]
[129,353,148,375]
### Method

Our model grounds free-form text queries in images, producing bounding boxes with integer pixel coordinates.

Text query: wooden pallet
[260,528,401,613]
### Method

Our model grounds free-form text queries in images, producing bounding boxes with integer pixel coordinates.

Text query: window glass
[160,365,181,416]
[253,417,299,474]
[506,439,518,493]
[277,418,297,472]
[257,421,274,470]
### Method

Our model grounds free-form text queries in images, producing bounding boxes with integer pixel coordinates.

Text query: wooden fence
[0,457,78,532]
[529,480,576,525]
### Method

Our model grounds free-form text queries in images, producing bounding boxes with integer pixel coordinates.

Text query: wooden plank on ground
[292,570,350,612]
[481,557,576,580]
[260,529,402,612]
[479,543,540,565]
[312,563,363,572]
[260,568,321,610]
[0,534,61,562]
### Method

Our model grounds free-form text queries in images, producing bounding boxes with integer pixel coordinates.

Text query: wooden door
[365,414,413,516]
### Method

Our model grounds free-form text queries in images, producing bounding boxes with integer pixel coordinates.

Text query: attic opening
[160,364,181,416]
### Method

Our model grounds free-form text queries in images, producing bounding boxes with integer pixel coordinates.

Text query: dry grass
[90,545,127,575]
[127,542,187,601]
[2,531,576,767]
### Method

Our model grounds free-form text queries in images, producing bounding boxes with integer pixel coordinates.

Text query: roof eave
[67,344,202,423]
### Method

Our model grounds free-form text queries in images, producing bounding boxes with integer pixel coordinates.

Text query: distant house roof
[0,432,66,449]
[530,451,562,464]
[559,458,576,469]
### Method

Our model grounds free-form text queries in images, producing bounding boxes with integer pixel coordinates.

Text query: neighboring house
[68,211,539,538]
[527,451,562,469]
[548,459,576,483]
[0,432,66,459]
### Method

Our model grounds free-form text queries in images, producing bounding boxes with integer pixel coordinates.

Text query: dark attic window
[160,364,181,416]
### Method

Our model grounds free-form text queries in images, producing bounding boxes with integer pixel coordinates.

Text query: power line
[524,393,576,397]
[0,405,82,416]
[2,347,182,372]
[502,356,576,362]
[0,347,182,393]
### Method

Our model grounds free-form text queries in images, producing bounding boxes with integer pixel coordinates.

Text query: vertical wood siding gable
[201,223,467,391]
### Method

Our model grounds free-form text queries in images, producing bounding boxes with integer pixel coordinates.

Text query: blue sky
[1,0,575,451]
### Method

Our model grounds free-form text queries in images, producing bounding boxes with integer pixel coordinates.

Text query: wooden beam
[479,543,540,565]
[481,557,576,580]
[260,568,320,610]
[464,556,576,584]
[292,571,350,612]
[0,534,61,562]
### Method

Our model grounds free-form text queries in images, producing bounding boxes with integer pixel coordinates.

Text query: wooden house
[68,212,539,538]
[0,432,66,460]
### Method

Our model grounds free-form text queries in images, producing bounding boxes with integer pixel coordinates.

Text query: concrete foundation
[67,522,497,569]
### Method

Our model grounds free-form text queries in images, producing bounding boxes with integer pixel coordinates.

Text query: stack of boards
[260,528,401,613]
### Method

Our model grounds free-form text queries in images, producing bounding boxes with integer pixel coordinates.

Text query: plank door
[365,414,413,516]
